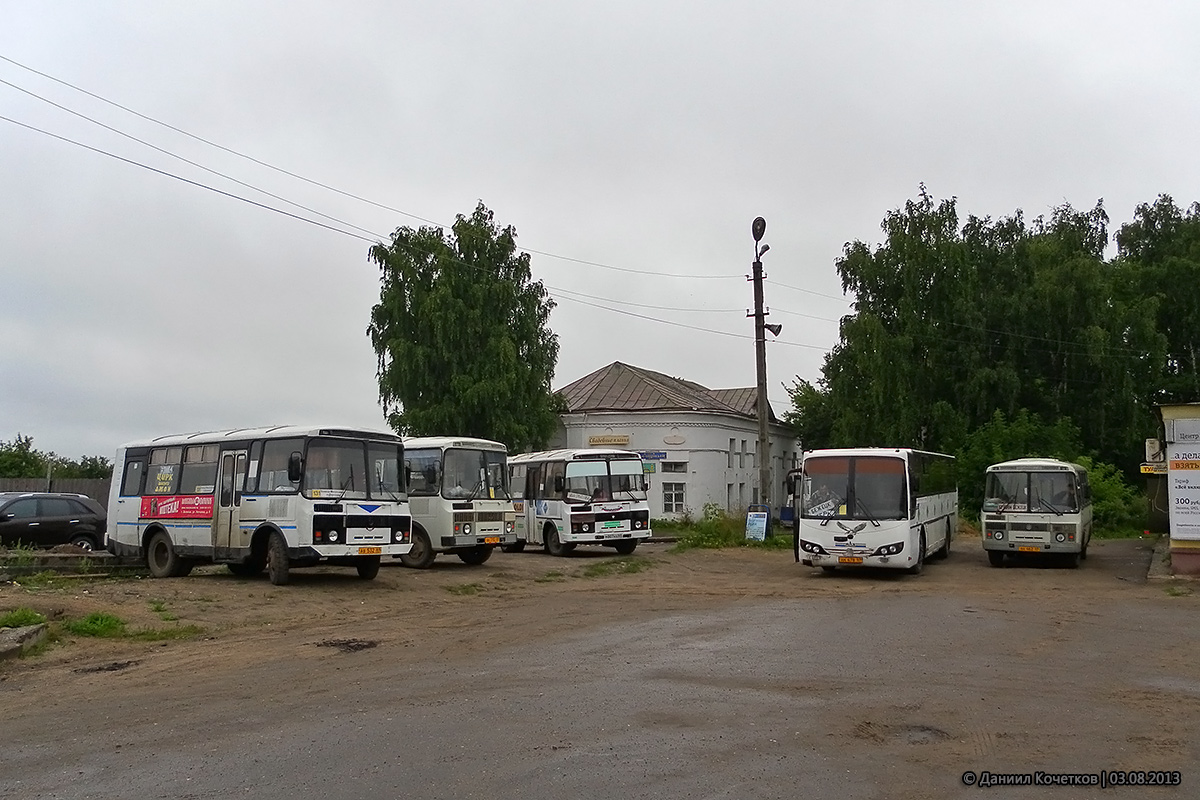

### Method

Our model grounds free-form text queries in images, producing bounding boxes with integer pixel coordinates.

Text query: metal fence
[0,478,112,509]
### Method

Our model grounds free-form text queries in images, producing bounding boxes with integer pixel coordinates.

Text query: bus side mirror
[785,475,795,495]
[288,452,303,483]
[554,476,564,493]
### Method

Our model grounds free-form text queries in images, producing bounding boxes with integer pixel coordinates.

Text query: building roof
[556,362,778,422]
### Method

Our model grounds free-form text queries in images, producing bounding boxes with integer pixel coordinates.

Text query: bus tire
[934,519,951,560]
[146,530,186,578]
[457,545,493,566]
[1080,538,1089,560]
[267,531,290,586]
[612,540,638,555]
[987,550,1005,568]
[501,540,526,553]
[356,555,381,579]
[400,527,436,569]
[545,525,574,557]
[1065,551,1082,569]
[907,531,925,575]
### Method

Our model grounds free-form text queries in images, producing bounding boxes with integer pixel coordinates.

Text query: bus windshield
[801,455,907,521]
[565,458,647,503]
[442,448,511,500]
[304,439,370,500]
[983,471,1078,513]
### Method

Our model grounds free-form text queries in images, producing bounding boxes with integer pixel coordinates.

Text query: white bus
[507,449,651,556]
[981,457,1093,568]
[107,425,412,585]
[788,448,957,575]
[399,436,517,568]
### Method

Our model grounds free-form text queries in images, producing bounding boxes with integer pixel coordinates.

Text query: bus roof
[117,425,402,449]
[404,436,508,453]
[986,457,1084,473]
[802,447,955,460]
[508,448,641,464]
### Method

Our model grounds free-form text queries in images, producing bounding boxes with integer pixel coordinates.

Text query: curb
[1145,534,1195,582]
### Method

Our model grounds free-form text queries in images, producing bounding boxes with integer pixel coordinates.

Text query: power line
[0,114,379,243]
[0,54,742,281]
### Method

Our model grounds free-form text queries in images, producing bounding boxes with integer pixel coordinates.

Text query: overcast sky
[3,1,1199,460]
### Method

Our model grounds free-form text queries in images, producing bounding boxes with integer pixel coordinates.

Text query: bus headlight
[393,529,408,543]
[871,542,905,556]
[462,523,472,536]
[505,521,514,534]
[800,539,828,555]
[327,530,339,542]
[1055,532,1066,542]
[993,531,1004,541]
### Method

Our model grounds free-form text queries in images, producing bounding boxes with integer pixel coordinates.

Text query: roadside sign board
[745,506,768,541]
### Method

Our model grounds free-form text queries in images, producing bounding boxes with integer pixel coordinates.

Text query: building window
[662,461,687,473]
[727,483,734,511]
[740,440,747,468]
[663,482,686,513]
[728,439,735,469]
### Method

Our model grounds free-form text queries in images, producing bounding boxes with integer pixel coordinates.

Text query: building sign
[1141,463,1167,474]
[643,462,656,473]
[1167,419,1200,540]
[638,451,667,460]
[745,507,768,541]
[588,435,630,446]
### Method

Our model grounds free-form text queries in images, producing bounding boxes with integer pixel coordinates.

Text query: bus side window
[121,460,145,496]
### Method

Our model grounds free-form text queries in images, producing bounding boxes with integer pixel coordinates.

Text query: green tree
[0,435,112,479]
[368,202,561,451]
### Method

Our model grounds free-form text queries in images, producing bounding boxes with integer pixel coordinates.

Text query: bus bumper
[439,532,518,549]
[560,530,652,545]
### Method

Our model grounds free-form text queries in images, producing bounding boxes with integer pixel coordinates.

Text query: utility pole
[749,217,780,512]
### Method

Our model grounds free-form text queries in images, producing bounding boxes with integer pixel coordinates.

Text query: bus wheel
[934,520,951,560]
[356,555,381,579]
[266,532,290,586]
[545,526,575,557]
[501,540,526,553]
[457,545,493,565]
[400,528,436,569]
[227,561,261,577]
[987,550,1005,568]
[612,540,638,556]
[1065,551,1082,569]
[907,531,926,575]
[1080,539,1089,560]
[146,531,185,578]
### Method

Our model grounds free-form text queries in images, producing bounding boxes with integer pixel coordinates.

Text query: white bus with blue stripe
[508,449,652,556]
[789,448,957,575]
[107,425,412,585]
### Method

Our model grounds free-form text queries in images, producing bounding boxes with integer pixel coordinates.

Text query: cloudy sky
[3,1,1198,460]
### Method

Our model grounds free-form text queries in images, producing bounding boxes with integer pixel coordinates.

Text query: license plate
[838,556,863,564]
[358,546,382,555]
[1017,546,1041,552]
[603,521,623,529]
[483,537,500,544]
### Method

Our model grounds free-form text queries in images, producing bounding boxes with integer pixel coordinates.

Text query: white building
[547,362,801,520]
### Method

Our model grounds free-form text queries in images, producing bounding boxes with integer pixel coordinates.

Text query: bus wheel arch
[907,528,926,575]
[545,523,574,557]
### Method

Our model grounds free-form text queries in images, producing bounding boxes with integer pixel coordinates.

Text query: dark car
[0,492,107,551]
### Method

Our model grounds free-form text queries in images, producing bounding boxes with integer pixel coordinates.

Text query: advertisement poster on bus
[140,495,215,519]
[1167,418,1200,540]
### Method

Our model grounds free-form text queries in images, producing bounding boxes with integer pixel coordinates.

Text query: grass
[128,625,205,641]
[581,556,654,578]
[62,612,127,637]
[444,583,482,596]
[2,542,39,569]
[0,607,46,628]
[148,600,179,621]
[667,506,794,552]
[1165,584,1193,597]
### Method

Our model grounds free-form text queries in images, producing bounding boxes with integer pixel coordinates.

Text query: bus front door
[214,451,247,556]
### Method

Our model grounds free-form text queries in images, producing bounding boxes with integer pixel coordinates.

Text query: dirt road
[2,535,1196,799]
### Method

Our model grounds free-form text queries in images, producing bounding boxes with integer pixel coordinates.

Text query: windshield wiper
[333,464,356,503]
[816,497,846,526]
[855,498,882,527]
[1033,494,1064,516]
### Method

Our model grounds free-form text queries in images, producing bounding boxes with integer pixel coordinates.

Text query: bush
[672,504,792,551]
[1076,456,1146,534]
[0,607,46,628]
